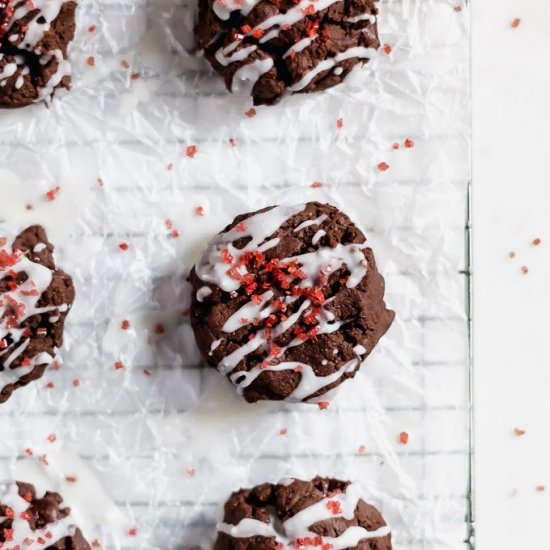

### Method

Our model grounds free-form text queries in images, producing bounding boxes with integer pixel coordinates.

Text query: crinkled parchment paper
[0,0,470,548]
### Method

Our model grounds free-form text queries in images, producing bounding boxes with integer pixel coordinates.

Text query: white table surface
[473,0,550,547]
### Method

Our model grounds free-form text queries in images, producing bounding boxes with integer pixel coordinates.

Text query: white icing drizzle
[196,286,212,302]
[215,44,257,67]
[283,35,318,59]
[293,214,327,232]
[213,0,262,21]
[345,13,376,23]
[353,344,366,355]
[0,482,77,549]
[0,230,62,390]
[289,46,377,91]
[33,243,47,253]
[231,57,274,95]
[196,205,371,402]
[311,229,326,245]
[36,48,70,103]
[333,66,343,75]
[217,482,391,548]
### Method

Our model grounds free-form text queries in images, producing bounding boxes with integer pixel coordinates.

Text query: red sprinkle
[521,265,528,274]
[358,444,366,454]
[88,25,97,32]
[144,369,152,377]
[453,5,462,12]
[234,221,247,232]
[532,238,541,246]
[336,118,343,129]
[130,72,141,80]
[118,242,129,251]
[383,43,392,55]
[279,428,288,436]
[47,434,56,443]
[167,163,173,171]
[127,528,138,537]
[155,323,165,335]
[241,24,252,34]
[121,59,130,69]
[508,251,516,259]
[513,427,526,436]
[194,206,205,216]
[114,361,124,370]
[186,467,196,477]
[24,448,33,457]
[91,540,101,548]
[536,485,546,492]
[377,162,390,172]
[41,455,49,466]
[317,401,329,410]
[45,186,60,201]
[186,145,197,158]
[511,17,521,28]
[399,431,409,445]
[229,138,237,147]
[252,28,264,39]
[65,475,77,483]
[310,181,322,188]
[392,143,400,150]
[72,378,80,388]
[245,108,257,118]
[121,319,130,330]
[326,500,342,515]
[404,138,414,148]
[86,56,95,67]
[45,381,54,389]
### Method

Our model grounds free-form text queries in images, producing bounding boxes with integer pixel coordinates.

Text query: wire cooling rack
[0,0,471,548]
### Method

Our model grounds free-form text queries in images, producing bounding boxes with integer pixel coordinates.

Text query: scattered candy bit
[245,108,257,118]
[511,17,521,28]
[121,319,130,330]
[97,178,104,187]
[65,476,77,483]
[532,238,541,246]
[383,43,392,55]
[167,163,173,171]
[47,434,56,443]
[310,181,322,188]
[45,186,60,201]
[194,206,205,217]
[399,431,409,445]
[155,323,165,335]
[377,162,390,172]
[326,500,341,515]
[170,229,180,238]
[118,242,129,251]
[130,72,141,80]
[508,251,516,259]
[186,145,197,158]
[121,59,130,69]
[404,138,414,148]
[24,448,33,457]
[40,455,49,466]
[91,540,101,548]
[453,5,462,12]
[45,381,54,389]
[88,25,97,32]
[86,56,95,67]
[25,203,33,210]
[336,118,343,129]
[535,485,546,492]
[72,378,80,388]
[127,528,138,537]
[186,467,196,477]
[358,444,366,454]
[114,361,124,370]
[279,428,288,436]
[521,265,528,274]
[229,138,237,147]
[513,427,525,436]
[144,369,152,377]
[392,143,400,150]
[234,221,247,232]
[317,401,329,410]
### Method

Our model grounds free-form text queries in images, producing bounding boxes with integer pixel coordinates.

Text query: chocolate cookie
[0,225,75,403]
[214,477,392,549]
[0,0,77,107]
[195,0,380,105]
[0,481,91,550]
[189,202,394,403]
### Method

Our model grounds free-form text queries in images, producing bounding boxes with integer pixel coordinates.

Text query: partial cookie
[195,0,380,105]
[0,225,75,403]
[0,481,91,550]
[189,202,394,403]
[214,477,392,549]
[0,0,77,107]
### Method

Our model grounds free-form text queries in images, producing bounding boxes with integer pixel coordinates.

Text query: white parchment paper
[0,0,470,548]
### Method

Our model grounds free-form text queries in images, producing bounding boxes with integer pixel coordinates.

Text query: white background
[473,0,550,547]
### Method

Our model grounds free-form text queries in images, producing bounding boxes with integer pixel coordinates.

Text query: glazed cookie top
[214,477,392,549]
[196,0,380,105]
[0,225,75,403]
[0,0,77,107]
[0,481,91,550]
[189,202,394,403]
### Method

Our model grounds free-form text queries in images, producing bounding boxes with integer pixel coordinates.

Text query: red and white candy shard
[0,232,65,389]
[0,482,76,549]
[195,204,370,403]
[217,482,390,548]
[0,0,72,103]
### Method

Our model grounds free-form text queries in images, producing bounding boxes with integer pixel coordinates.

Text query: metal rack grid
[0,0,471,548]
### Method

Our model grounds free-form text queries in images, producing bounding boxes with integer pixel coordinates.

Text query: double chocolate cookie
[0,481,91,550]
[196,0,380,105]
[0,225,75,403]
[0,0,77,107]
[215,477,392,549]
[190,202,394,403]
